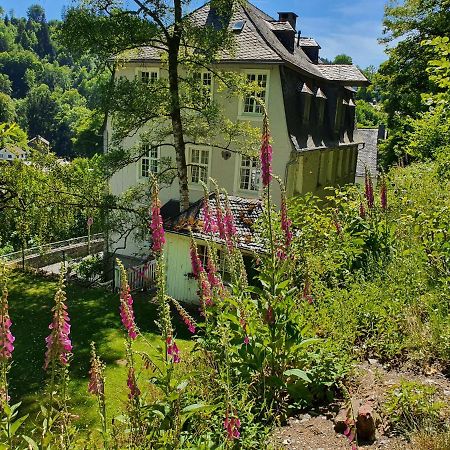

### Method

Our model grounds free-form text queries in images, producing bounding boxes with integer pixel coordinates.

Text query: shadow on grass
[7,270,193,426]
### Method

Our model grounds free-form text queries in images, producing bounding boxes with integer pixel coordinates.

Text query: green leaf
[22,436,39,450]
[181,403,216,414]
[284,369,311,383]
[10,414,28,436]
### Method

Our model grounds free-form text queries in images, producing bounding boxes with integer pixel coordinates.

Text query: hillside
[0,4,106,157]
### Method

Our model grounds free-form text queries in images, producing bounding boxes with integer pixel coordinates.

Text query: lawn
[6,270,194,432]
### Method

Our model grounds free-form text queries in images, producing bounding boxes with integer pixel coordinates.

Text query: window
[140,146,159,177]
[139,70,159,84]
[243,72,268,114]
[302,94,312,124]
[197,246,231,283]
[194,71,213,101]
[239,156,260,191]
[317,98,326,124]
[188,148,209,184]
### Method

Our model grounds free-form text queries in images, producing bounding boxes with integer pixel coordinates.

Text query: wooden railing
[0,234,104,264]
[115,260,157,291]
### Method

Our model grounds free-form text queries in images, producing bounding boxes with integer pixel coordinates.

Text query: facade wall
[108,63,291,205]
[108,62,360,259]
[108,62,292,258]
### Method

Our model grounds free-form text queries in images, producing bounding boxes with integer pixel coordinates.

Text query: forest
[0,4,106,157]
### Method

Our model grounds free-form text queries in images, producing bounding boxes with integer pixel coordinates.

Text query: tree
[333,54,352,65]
[0,50,41,97]
[23,84,59,141]
[0,93,16,123]
[376,0,450,166]
[61,0,259,210]
[0,149,106,250]
[27,4,46,23]
[0,74,12,96]
[356,100,386,128]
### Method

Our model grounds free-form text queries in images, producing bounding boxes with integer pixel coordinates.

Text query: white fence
[115,260,157,291]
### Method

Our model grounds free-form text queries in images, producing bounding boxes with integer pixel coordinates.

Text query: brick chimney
[278,12,298,31]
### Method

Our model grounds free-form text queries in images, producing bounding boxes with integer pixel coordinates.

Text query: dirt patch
[271,360,450,450]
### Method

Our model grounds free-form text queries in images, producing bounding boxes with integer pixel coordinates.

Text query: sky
[0,0,389,68]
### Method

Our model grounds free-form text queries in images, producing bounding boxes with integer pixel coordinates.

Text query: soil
[270,359,450,450]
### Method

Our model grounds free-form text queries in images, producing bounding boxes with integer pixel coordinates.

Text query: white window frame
[139,145,160,179]
[194,70,214,101]
[135,67,160,84]
[239,69,270,117]
[187,146,210,187]
[237,155,261,192]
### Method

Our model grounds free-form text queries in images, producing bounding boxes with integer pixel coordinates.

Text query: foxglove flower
[44,277,72,370]
[364,168,374,209]
[88,343,105,396]
[190,242,204,279]
[302,278,314,304]
[117,260,138,340]
[359,201,366,219]
[0,284,14,360]
[265,305,274,325]
[171,298,197,334]
[333,211,343,236]
[127,367,140,399]
[206,255,220,288]
[200,272,213,306]
[380,176,387,210]
[281,196,293,247]
[215,200,227,241]
[260,115,272,187]
[224,412,241,440]
[202,196,217,234]
[166,336,180,363]
[150,191,166,254]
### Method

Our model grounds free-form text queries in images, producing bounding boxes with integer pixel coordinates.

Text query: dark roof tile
[126,2,368,85]
[164,193,264,252]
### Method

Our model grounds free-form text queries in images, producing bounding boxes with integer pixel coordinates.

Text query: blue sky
[1,0,388,67]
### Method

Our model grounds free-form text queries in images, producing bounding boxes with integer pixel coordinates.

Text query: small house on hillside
[107,1,369,301]
[0,135,50,162]
[163,194,263,302]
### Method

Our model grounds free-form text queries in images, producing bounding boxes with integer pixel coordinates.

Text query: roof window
[231,20,246,32]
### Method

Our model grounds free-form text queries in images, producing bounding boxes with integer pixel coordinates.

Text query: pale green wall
[108,63,291,203]
[287,145,358,198]
[165,233,202,303]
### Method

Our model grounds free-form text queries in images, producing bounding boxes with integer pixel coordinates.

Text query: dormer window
[299,83,313,124]
[316,88,327,124]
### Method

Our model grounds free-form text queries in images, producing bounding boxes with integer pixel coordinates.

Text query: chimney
[278,12,298,31]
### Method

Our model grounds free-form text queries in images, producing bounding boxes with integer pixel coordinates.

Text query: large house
[107,1,368,300]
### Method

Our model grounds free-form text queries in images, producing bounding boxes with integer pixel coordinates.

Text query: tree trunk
[168,1,190,211]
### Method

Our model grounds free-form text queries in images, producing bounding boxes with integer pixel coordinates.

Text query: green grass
[6,270,194,431]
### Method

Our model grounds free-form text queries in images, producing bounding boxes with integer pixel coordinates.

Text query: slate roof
[164,193,264,252]
[356,128,380,177]
[298,37,321,48]
[128,1,368,85]
[316,65,368,83]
